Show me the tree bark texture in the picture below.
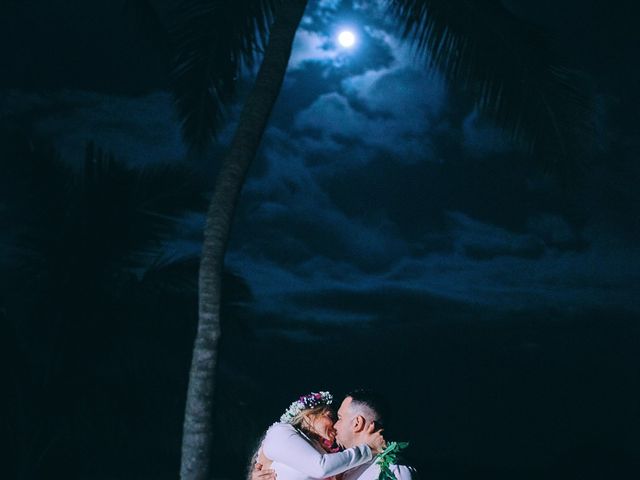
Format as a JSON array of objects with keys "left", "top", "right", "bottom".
[{"left": 179, "top": 1, "right": 309, "bottom": 479}]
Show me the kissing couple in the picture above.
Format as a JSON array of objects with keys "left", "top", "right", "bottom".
[{"left": 249, "top": 389, "right": 414, "bottom": 480}]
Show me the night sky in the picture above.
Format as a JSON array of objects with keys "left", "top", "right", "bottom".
[{"left": 2, "top": 1, "right": 639, "bottom": 479}]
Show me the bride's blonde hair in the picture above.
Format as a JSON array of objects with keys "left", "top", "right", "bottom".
[{"left": 290, "top": 405, "right": 334, "bottom": 435}]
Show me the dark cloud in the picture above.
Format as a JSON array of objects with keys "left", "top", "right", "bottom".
[
  {"left": 447, "top": 212, "right": 546, "bottom": 260},
  {"left": 234, "top": 140, "right": 409, "bottom": 273},
  {"left": 228, "top": 201, "right": 640, "bottom": 323}
]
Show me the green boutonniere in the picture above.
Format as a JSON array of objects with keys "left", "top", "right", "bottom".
[{"left": 376, "top": 441, "right": 409, "bottom": 480}]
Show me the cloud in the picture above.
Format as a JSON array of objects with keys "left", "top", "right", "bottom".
[
  {"left": 345, "top": 65, "right": 446, "bottom": 117},
  {"left": 318, "top": 0, "right": 341, "bottom": 9},
  {"left": 237, "top": 133, "right": 409, "bottom": 272},
  {"left": 289, "top": 29, "right": 340, "bottom": 70},
  {"left": 448, "top": 212, "right": 545, "bottom": 260},
  {"left": 293, "top": 71, "right": 442, "bottom": 162},
  {"left": 285, "top": 12, "right": 447, "bottom": 163},
  {"left": 227, "top": 196, "right": 640, "bottom": 327},
  {"left": 526, "top": 213, "right": 581, "bottom": 246},
  {"left": 229, "top": 241, "right": 640, "bottom": 328}
]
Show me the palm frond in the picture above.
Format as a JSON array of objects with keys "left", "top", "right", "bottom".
[
  {"left": 390, "top": 0, "right": 594, "bottom": 171},
  {"left": 169, "top": 0, "right": 276, "bottom": 149},
  {"left": 142, "top": 254, "right": 200, "bottom": 293},
  {"left": 82, "top": 158, "right": 208, "bottom": 267}
]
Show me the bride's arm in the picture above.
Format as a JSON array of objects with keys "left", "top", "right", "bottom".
[{"left": 262, "top": 423, "right": 373, "bottom": 478}]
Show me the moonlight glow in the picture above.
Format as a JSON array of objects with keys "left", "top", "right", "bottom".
[{"left": 338, "top": 30, "right": 356, "bottom": 48}]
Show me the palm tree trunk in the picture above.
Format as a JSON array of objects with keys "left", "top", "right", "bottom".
[{"left": 179, "top": 1, "right": 309, "bottom": 479}]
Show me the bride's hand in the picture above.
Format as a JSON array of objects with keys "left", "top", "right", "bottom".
[{"left": 364, "top": 423, "right": 386, "bottom": 455}]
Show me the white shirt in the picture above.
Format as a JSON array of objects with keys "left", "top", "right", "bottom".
[
  {"left": 342, "top": 459, "right": 414, "bottom": 480},
  {"left": 261, "top": 422, "right": 373, "bottom": 480}
]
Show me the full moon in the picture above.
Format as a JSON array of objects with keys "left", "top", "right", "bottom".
[{"left": 338, "top": 30, "right": 356, "bottom": 48}]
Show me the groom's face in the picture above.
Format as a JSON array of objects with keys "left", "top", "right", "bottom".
[{"left": 334, "top": 396, "right": 356, "bottom": 448}]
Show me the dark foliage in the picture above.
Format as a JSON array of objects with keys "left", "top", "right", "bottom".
[
  {"left": 389, "top": 0, "right": 594, "bottom": 172},
  {"left": 168, "top": 0, "right": 276, "bottom": 149}
]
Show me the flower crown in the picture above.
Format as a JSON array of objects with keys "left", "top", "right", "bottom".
[{"left": 280, "top": 391, "right": 333, "bottom": 423}]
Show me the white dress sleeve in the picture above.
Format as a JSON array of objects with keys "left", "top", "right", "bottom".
[{"left": 262, "top": 423, "right": 373, "bottom": 478}]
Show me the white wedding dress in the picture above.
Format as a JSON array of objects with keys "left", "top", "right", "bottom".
[{"left": 260, "top": 422, "right": 373, "bottom": 480}]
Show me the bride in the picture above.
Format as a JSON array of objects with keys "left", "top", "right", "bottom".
[{"left": 250, "top": 391, "right": 385, "bottom": 480}]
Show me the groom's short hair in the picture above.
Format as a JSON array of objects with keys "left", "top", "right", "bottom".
[{"left": 347, "top": 388, "right": 391, "bottom": 429}]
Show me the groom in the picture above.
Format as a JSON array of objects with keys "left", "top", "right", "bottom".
[
  {"left": 252, "top": 389, "right": 414, "bottom": 480},
  {"left": 334, "top": 389, "right": 413, "bottom": 480}
]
